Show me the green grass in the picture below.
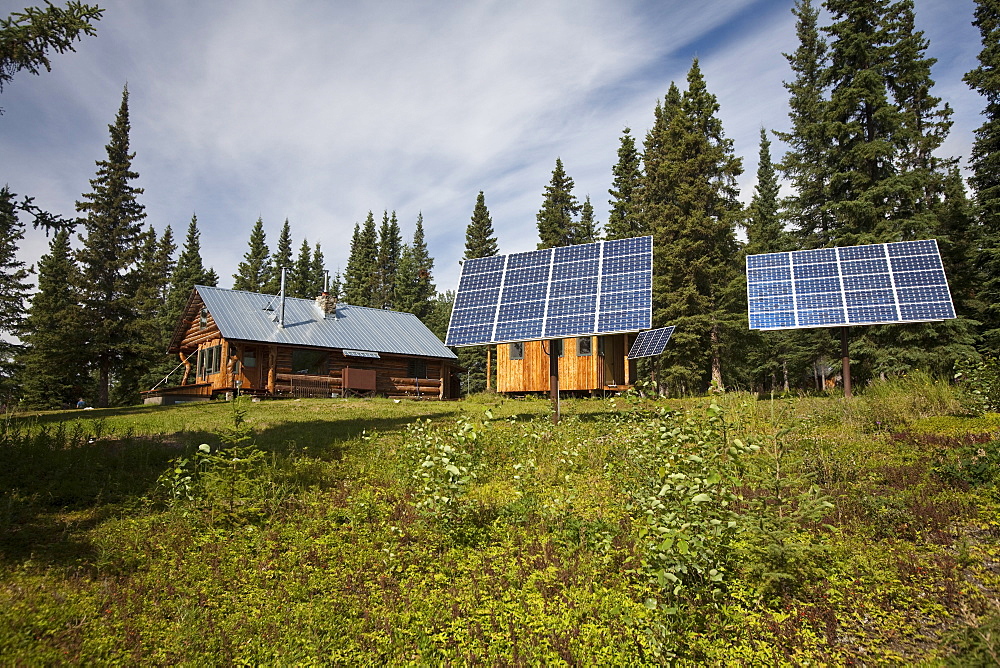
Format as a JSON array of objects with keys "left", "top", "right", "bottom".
[{"left": 2, "top": 388, "right": 1000, "bottom": 665}]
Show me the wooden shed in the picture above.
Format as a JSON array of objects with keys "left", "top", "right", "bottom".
[
  {"left": 495, "top": 333, "right": 637, "bottom": 394},
  {"left": 144, "top": 286, "right": 460, "bottom": 404}
]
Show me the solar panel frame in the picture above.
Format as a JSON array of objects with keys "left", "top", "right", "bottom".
[
  {"left": 445, "top": 237, "right": 652, "bottom": 347},
  {"left": 628, "top": 326, "right": 676, "bottom": 359},
  {"left": 746, "top": 239, "right": 956, "bottom": 331}
]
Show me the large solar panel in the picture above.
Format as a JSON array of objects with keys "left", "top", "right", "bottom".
[
  {"left": 446, "top": 236, "right": 653, "bottom": 347},
  {"left": 628, "top": 326, "right": 675, "bottom": 359},
  {"left": 746, "top": 239, "right": 956, "bottom": 330}
]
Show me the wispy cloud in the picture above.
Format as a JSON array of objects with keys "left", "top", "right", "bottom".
[{"left": 0, "top": 0, "right": 984, "bottom": 294}]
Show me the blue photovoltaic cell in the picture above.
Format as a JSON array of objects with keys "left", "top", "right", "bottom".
[
  {"left": 794, "top": 263, "right": 839, "bottom": 279},
  {"left": 552, "top": 261, "right": 598, "bottom": 280},
  {"left": 746, "top": 239, "right": 956, "bottom": 331},
  {"left": 507, "top": 249, "right": 550, "bottom": 268},
  {"left": 628, "top": 326, "right": 676, "bottom": 359},
  {"left": 798, "top": 293, "right": 844, "bottom": 309},
  {"left": 498, "top": 300, "right": 545, "bottom": 321},
  {"left": 550, "top": 278, "right": 598, "bottom": 298},
  {"left": 751, "top": 312, "right": 796, "bottom": 329},
  {"left": 747, "top": 252, "right": 790, "bottom": 269},
  {"left": 458, "top": 271, "right": 503, "bottom": 292},
  {"left": 454, "top": 290, "right": 499, "bottom": 310},
  {"left": 555, "top": 243, "right": 601, "bottom": 262},
  {"left": 841, "top": 258, "right": 889, "bottom": 275},
  {"left": 748, "top": 266, "right": 791, "bottom": 283},
  {"left": 462, "top": 255, "right": 505, "bottom": 274},
  {"left": 602, "top": 273, "right": 651, "bottom": 294},
  {"left": 846, "top": 289, "right": 895, "bottom": 306},
  {"left": 445, "top": 236, "right": 652, "bottom": 346},
  {"left": 751, "top": 296, "right": 795, "bottom": 312},
  {"left": 793, "top": 248, "right": 837, "bottom": 264}
]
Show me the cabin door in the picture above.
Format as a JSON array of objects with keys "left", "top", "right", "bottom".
[{"left": 240, "top": 345, "right": 261, "bottom": 390}]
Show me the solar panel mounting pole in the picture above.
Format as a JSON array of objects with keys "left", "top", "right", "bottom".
[
  {"left": 841, "top": 327, "right": 852, "bottom": 399},
  {"left": 548, "top": 340, "right": 561, "bottom": 425}
]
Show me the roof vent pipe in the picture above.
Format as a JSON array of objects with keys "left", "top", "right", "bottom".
[{"left": 278, "top": 267, "right": 286, "bottom": 329}]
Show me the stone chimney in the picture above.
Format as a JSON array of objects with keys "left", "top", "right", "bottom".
[{"left": 316, "top": 292, "right": 337, "bottom": 319}]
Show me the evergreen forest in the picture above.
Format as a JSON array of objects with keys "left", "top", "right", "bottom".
[{"left": 0, "top": 0, "right": 998, "bottom": 408}]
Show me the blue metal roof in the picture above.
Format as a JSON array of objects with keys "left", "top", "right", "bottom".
[{"left": 194, "top": 286, "right": 457, "bottom": 360}]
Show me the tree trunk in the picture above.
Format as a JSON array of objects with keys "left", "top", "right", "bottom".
[
  {"left": 98, "top": 361, "right": 110, "bottom": 408},
  {"left": 710, "top": 322, "right": 723, "bottom": 392}
]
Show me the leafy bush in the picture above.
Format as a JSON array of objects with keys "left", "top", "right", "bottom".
[
  {"left": 859, "top": 370, "right": 961, "bottom": 431},
  {"left": 955, "top": 356, "right": 1000, "bottom": 415},
  {"left": 613, "top": 403, "right": 756, "bottom": 607}
]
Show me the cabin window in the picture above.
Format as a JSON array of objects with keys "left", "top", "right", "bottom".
[
  {"left": 197, "top": 343, "right": 221, "bottom": 379},
  {"left": 292, "top": 349, "right": 328, "bottom": 375},
  {"left": 199, "top": 308, "right": 208, "bottom": 330},
  {"left": 509, "top": 342, "right": 524, "bottom": 360},
  {"left": 577, "top": 336, "right": 592, "bottom": 357},
  {"left": 243, "top": 349, "right": 256, "bottom": 368},
  {"left": 408, "top": 359, "right": 428, "bottom": 378}
]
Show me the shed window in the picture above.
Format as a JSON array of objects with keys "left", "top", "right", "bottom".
[
  {"left": 408, "top": 359, "right": 428, "bottom": 378},
  {"left": 292, "top": 349, "right": 328, "bottom": 375},
  {"left": 577, "top": 337, "right": 592, "bottom": 357},
  {"left": 509, "top": 342, "right": 524, "bottom": 360}
]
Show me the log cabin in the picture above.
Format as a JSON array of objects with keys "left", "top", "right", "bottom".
[
  {"left": 495, "top": 333, "right": 637, "bottom": 395},
  {"left": 144, "top": 286, "right": 460, "bottom": 404}
]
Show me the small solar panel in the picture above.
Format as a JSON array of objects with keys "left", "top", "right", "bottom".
[
  {"left": 446, "top": 237, "right": 653, "bottom": 346},
  {"left": 628, "top": 326, "right": 676, "bottom": 358},
  {"left": 746, "top": 239, "right": 956, "bottom": 331},
  {"left": 343, "top": 350, "right": 380, "bottom": 358}
]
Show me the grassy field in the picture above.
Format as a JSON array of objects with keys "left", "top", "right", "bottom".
[{"left": 3, "top": 379, "right": 1000, "bottom": 665}]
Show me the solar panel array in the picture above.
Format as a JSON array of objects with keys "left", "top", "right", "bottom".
[
  {"left": 628, "top": 326, "right": 675, "bottom": 359},
  {"left": 446, "top": 236, "right": 653, "bottom": 347},
  {"left": 746, "top": 239, "right": 956, "bottom": 331}
]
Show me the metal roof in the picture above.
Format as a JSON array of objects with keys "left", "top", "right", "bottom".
[{"left": 193, "top": 286, "right": 457, "bottom": 360}]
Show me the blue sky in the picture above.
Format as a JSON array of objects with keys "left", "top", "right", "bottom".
[{"left": 0, "top": 0, "right": 985, "bottom": 295}]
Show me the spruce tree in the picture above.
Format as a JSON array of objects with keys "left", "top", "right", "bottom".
[
  {"left": 536, "top": 158, "right": 581, "bottom": 248},
  {"left": 642, "top": 60, "right": 743, "bottom": 395},
  {"left": 376, "top": 210, "right": 402, "bottom": 308},
  {"left": 462, "top": 192, "right": 499, "bottom": 393},
  {"left": 343, "top": 212, "right": 378, "bottom": 306},
  {"left": 310, "top": 242, "right": 326, "bottom": 295},
  {"left": 113, "top": 226, "right": 166, "bottom": 404},
  {"left": 233, "top": 217, "right": 271, "bottom": 292},
  {"left": 0, "top": 1, "right": 102, "bottom": 102},
  {"left": 74, "top": 85, "right": 146, "bottom": 407},
  {"left": 265, "top": 218, "right": 293, "bottom": 294},
  {"left": 395, "top": 213, "right": 436, "bottom": 321},
  {"left": 18, "top": 229, "right": 89, "bottom": 407},
  {"left": 776, "top": 0, "right": 832, "bottom": 248},
  {"left": 577, "top": 195, "right": 599, "bottom": 244},
  {"left": 466, "top": 192, "right": 498, "bottom": 258},
  {"left": 0, "top": 186, "right": 31, "bottom": 398},
  {"left": 743, "top": 129, "right": 805, "bottom": 392},
  {"left": 164, "top": 214, "right": 212, "bottom": 333},
  {"left": 965, "top": 0, "right": 1000, "bottom": 352},
  {"left": 746, "top": 129, "right": 785, "bottom": 256},
  {"left": 606, "top": 127, "right": 644, "bottom": 240},
  {"left": 823, "top": 0, "right": 908, "bottom": 246},
  {"left": 289, "top": 238, "right": 313, "bottom": 298}
]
